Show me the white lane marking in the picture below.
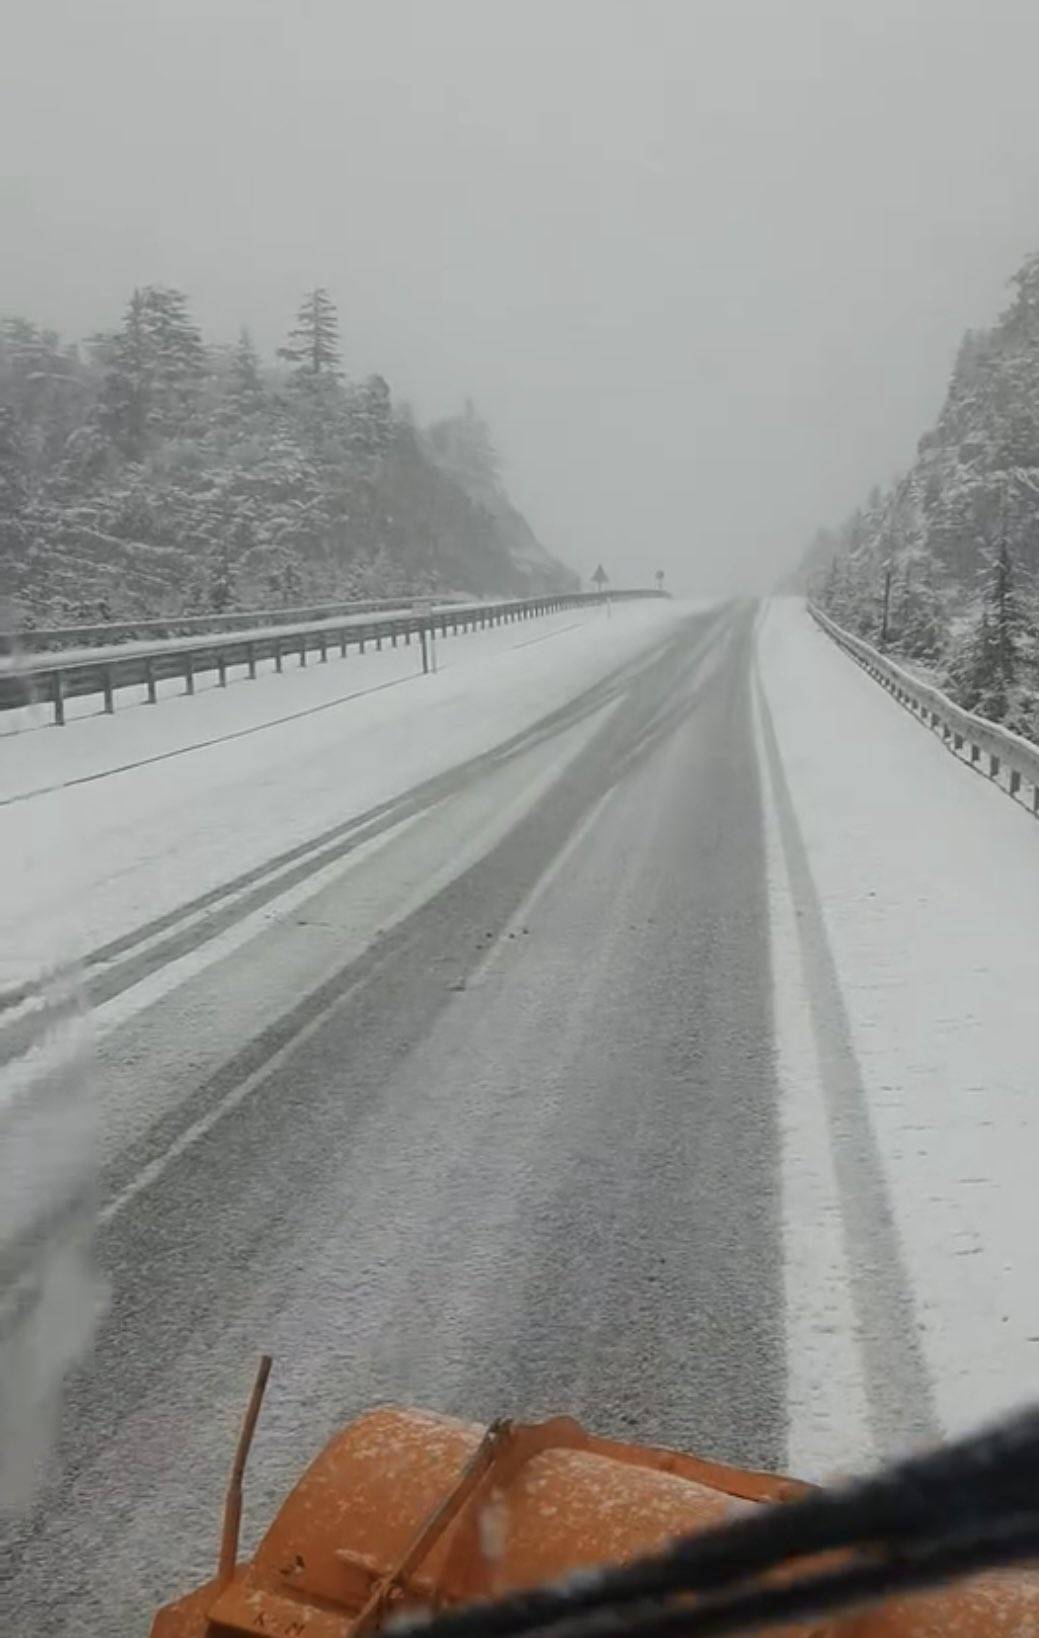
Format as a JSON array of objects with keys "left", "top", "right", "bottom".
[
  {"left": 465, "top": 615, "right": 727, "bottom": 988},
  {"left": 5, "top": 801, "right": 416, "bottom": 1037},
  {"left": 84, "top": 804, "right": 415, "bottom": 977},
  {"left": 465, "top": 781, "right": 619, "bottom": 991},
  {"left": 96, "top": 962, "right": 379, "bottom": 1227},
  {"left": 383, "top": 699, "right": 624, "bottom": 942},
  {"left": 9, "top": 702, "right": 622, "bottom": 1223},
  {"left": 0, "top": 812, "right": 426, "bottom": 1116},
  {"left": 96, "top": 704, "right": 620, "bottom": 1224},
  {"left": 751, "top": 659, "right": 873, "bottom": 1480}
]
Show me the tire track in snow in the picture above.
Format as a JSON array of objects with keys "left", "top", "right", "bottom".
[
  {"left": 754, "top": 671, "right": 939, "bottom": 1457},
  {"left": 0, "top": 609, "right": 731, "bottom": 1054}
]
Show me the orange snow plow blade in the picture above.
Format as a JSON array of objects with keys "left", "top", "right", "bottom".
[{"left": 152, "top": 1395, "right": 1039, "bottom": 1638}]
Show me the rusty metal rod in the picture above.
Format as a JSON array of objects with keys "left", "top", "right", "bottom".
[{"left": 217, "top": 1354, "right": 273, "bottom": 1588}]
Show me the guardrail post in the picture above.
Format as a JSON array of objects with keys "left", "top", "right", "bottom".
[
  {"left": 145, "top": 657, "right": 157, "bottom": 703},
  {"left": 299, "top": 636, "right": 307, "bottom": 667},
  {"left": 359, "top": 630, "right": 366, "bottom": 654},
  {"left": 184, "top": 653, "right": 195, "bottom": 695},
  {"left": 1009, "top": 769, "right": 1022, "bottom": 797},
  {"left": 989, "top": 752, "right": 1000, "bottom": 780},
  {"left": 970, "top": 743, "right": 980, "bottom": 765},
  {"left": 218, "top": 655, "right": 228, "bottom": 687},
  {"left": 340, "top": 630, "right": 348, "bottom": 658},
  {"left": 247, "top": 642, "right": 256, "bottom": 680},
  {"left": 420, "top": 625, "right": 430, "bottom": 675},
  {"left": 274, "top": 639, "right": 283, "bottom": 674},
  {"left": 320, "top": 632, "right": 328, "bottom": 662},
  {"left": 52, "top": 669, "right": 65, "bottom": 726},
  {"left": 103, "top": 668, "right": 115, "bottom": 714}
]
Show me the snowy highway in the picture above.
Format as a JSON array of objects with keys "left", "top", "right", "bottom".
[{"left": 2, "top": 597, "right": 1037, "bottom": 1635}]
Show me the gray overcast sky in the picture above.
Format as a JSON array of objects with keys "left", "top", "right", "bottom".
[{"left": 3, "top": 0, "right": 1038, "bottom": 592}]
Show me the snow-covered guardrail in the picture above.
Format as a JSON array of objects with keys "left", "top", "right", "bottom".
[
  {"left": 8, "top": 594, "right": 469, "bottom": 654},
  {"left": 1, "top": 589, "right": 667, "bottom": 726},
  {"left": 809, "top": 603, "right": 1039, "bottom": 816}
]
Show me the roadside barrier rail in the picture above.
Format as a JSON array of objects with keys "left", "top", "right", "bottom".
[
  {"left": 809, "top": 602, "right": 1039, "bottom": 816},
  {"left": 1, "top": 590, "right": 668, "bottom": 726},
  {"left": 8, "top": 594, "right": 467, "bottom": 654}
]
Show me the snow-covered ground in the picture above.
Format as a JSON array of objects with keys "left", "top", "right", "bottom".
[
  {"left": 757, "top": 598, "right": 1038, "bottom": 1475},
  {"left": 0, "top": 599, "right": 689, "bottom": 996}
]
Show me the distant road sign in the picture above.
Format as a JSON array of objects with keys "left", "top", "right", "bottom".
[{"left": 591, "top": 565, "right": 609, "bottom": 588}]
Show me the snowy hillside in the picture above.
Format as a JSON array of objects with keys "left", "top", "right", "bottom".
[
  {"left": 0, "top": 289, "right": 576, "bottom": 628},
  {"left": 799, "top": 252, "right": 1039, "bottom": 744}
]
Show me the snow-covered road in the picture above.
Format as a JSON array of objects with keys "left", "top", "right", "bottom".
[
  {"left": 1, "top": 596, "right": 1036, "bottom": 1634},
  {"left": 0, "top": 599, "right": 684, "bottom": 996}
]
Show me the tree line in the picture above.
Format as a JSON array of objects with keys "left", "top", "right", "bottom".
[
  {"left": 0, "top": 286, "right": 573, "bottom": 626},
  {"left": 804, "top": 251, "right": 1039, "bottom": 743}
]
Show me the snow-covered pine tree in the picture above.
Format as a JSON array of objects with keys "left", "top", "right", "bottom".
[
  {"left": 348, "top": 374, "right": 392, "bottom": 474},
  {"left": 4, "top": 290, "right": 572, "bottom": 621},
  {"left": 227, "top": 327, "right": 265, "bottom": 415},
  {"left": 981, "top": 535, "right": 1024, "bottom": 682},
  {"left": 96, "top": 289, "right": 152, "bottom": 459},
  {"left": 803, "top": 245, "right": 1039, "bottom": 739},
  {"left": 277, "top": 288, "right": 342, "bottom": 375},
  {"left": 141, "top": 286, "right": 206, "bottom": 433},
  {"left": 0, "top": 407, "right": 28, "bottom": 601},
  {"left": 95, "top": 285, "right": 205, "bottom": 458}
]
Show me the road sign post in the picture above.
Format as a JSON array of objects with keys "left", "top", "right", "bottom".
[
  {"left": 590, "top": 565, "right": 610, "bottom": 617},
  {"left": 413, "top": 597, "right": 436, "bottom": 673}
]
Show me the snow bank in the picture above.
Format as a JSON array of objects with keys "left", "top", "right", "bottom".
[{"left": 758, "top": 598, "right": 1039, "bottom": 1457}]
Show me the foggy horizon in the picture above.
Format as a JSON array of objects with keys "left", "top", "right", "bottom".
[{"left": 3, "top": 0, "right": 1038, "bottom": 592}]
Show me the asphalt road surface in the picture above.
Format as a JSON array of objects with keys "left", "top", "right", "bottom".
[{"left": 3, "top": 600, "right": 788, "bottom": 1635}]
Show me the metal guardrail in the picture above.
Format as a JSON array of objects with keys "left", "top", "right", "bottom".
[
  {"left": 1, "top": 590, "right": 667, "bottom": 726},
  {"left": 10, "top": 594, "right": 471, "bottom": 654},
  {"left": 809, "top": 603, "right": 1039, "bottom": 816}
]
